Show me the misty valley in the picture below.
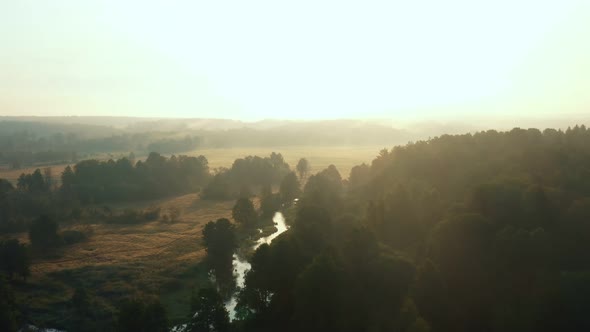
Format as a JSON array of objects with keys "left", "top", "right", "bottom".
[
  {"left": 2, "top": 1, "right": 590, "bottom": 330},
  {"left": 2, "top": 121, "right": 590, "bottom": 331}
]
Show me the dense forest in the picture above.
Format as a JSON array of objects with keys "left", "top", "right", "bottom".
[
  {"left": 227, "top": 125, "right": 590, "bottom": 332},
  {"left": 2, "top": 125, "right": 590, "bottom": 331}
]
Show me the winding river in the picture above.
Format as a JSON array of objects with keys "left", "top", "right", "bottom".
[
  {"left": 225, "top": 211, "right": 288, "bottom": 319},
  {"left": 172, "top": 212, "right": 288, "bottom": 331},
  {"left": 36, "top": 213, "right": 289, "bottom": 332}
]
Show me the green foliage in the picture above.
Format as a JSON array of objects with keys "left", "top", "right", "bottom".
[
  {"left": 279, "top": 172, "right": 301, "bottom": 204},
  {"left": 232, "top": 198, "right": 258, "bottom": 227},
  {"left": 65, "top": 153, "right": 210, "bottom": 204},
  {"left": 0, "top": 184, "right": 54, "bottom": 233},
  {"left": 202, "top": 153, "right": 291, "bottom": 200},
  {"left": 29, "top": 214, "right": 60, "bottom": 249},
  {"left": 188, "top": 288, "right": 230, "bottom": 332},
  {"left": 293, "top": 252, "right": 346, "bottom": 331},
  {"left": 295, "top": 158, "right": 309, "bottom": 181},
  {"left": 0, "top": 280, "right": 19, "bottom": 332},
  {"left": 116, "top": 298, "right": 169, "bottom": 332},
  {"left": 554, "top": 272, "right": 590, "bottom": 331},
  {"left": 203, "top": 218, "right": 237, "bottom": 287},
  {"left": 233, "top": 126, "right": 590, "bottom": 331},
  {"left": 238, "top": 220, "right": 416, "bottom": 332},
  {"left": 201, "top": 173, "right": 231, "bottom": 200},
  {"left": 17, "top": 169, "right": 49, "bottom": 193},
  {"left": 147, "top": 135, "right": 199, "bottom": 154},
  {"left": 259, "top": 193, "right": 282, "bottom": 220},
  {"left": 292, "top": 206, "right": 333, "bottom": 254},
  {"left": 66, "top": 288, "right": 116, "bottom": 332},
  {"left": 300, "top": 164, "right": 343, "bottom": 213},
  {"left": 348, "top": 163, "right": 370, "bottom": 190},
  {"left": 0, "top": 239, "right": 30, "bottom": 280}
]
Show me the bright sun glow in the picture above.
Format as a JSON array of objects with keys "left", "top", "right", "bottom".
[{"left": 1, "top": 0, "right": 588, "bottom": 120}]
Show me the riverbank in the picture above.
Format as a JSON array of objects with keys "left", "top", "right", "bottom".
[{"left": 224, "top": 211, "right": 290, "bottom": 320}]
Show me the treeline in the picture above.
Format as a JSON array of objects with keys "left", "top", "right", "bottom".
[
  {"left": 0, "top": 152, "right": 209, "bottom": 230},
  {"left": 188, "top": 125, "right": 590, "bottom": 332},
  {"left": 146, "top": 136, "right": 199, "bottom": 154},
  {"left": 62, "top": 152, "right": 210, "bottom": 203},
  {"left": 201, "top": 153, "right": 291, "bottom": 199},
  {"left": 0, "top": 151, "right": 293, "bottom": 233},
  {"left": 0, "top": 175, "right": 55, "bottom": 233}
]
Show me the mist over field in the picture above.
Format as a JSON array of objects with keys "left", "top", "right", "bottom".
[
  {"left": 2, "top": 1, "right": 590, "bottom": 332},
  {"left": 3, "top": 115, "right": 590, "bottom": 332}
]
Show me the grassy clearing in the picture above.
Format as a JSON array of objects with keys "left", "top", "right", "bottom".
[{"left": 11, "top": 193, "right": 235, "bottom": 327}]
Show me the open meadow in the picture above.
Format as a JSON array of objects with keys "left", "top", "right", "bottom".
[{"left": 10, "top": 194, "right": 236, "bottom": 326}]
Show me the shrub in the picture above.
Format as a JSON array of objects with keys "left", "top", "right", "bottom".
[
  {"left": 29, "top": 215, "right": 60, "bottom": 249},
  {"left": 143, "top": 207, "right": 161, "bottom": 221}
]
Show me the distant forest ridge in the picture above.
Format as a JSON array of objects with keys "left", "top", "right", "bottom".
[
  {"left": 2, "top": 114, "right": 588, "bottom": 131},
  {"left": 0, "top": 116, "right": 588, "bottom": 168}
]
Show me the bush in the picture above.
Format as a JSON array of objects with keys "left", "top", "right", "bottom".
[
  {"left": 29, "top": 215, "right": 60, "bottom": 249},
  {"left": 116, "top": 298, "right": 169, "bottom": 332},
  {"left": 160, "top": 208, "right": 180, "bottom": 224},
  {"left": 143, "top": 207, "right": 161, "bottom": 221},
  {"left": 105, "top": 208, "right": 164, "bottom": 224},
  {"left": 0, "top": 239, "right": 30, "bottom": 280},
  {"left": 105, "top": 210, "right": 142, "bottom": 224}
]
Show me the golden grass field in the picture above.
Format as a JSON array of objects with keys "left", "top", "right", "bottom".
[
  {"left": 29, "top": 194, "right": 233, "bottom": 273},
  {"left": 12, "top": 194, "right": 237, "bottom": 324}
]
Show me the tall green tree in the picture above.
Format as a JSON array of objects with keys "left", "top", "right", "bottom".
[
  {"left": 296, "top": 158, "right": 310, "bottom": 181},
  {"left": 17, "top": 169, "right": 48, "bottom": 193},
  {"left": 116, "top": 299, "right": 168, "bottom": 332},
  {"left": 203, "top": 218, "right": 237, "bottom": 285},
  {"left": 0, "top": 239, "right": 30, "bottom": 280},
  {"left": 29, "top": 215, "right": 60, "bottom": 249},
  {"left": 232, "top": 198, "right": 258, "bottom": 227},
  {"left": 0, "top": 280, "right": 18, "bottom": 332},
  {"left": 279, "top": 172, "right": 301, "bottom": 204},
  {"left": 188, "top": 288, "right": 230, "bottom": 332},
  {"left": 301, "top": 165, "right": 343, "bottom": 213}
]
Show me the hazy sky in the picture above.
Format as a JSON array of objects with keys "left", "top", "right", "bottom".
[{"left": 1, "top": 1, "right": 588, "bottom": 121}]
